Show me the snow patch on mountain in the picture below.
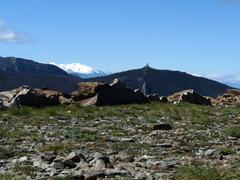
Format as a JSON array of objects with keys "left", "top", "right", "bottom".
[{"left": 50, "top": 62, "right": 108, "bottom": 78}]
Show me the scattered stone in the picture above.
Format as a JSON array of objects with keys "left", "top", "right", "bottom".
[
  {"left": 50, "top": 159, "right": 64, "bottom": 170},
  {"left": 134, "top": 172, "right": 147, "bottom": 179},
  {"left": 94, "top": 159, "right": 107, "bottom": 170},
  {"left": 33, "top": 159, "right": 49, "bottom": 169},
  {"left": 112, "top": 151, "right": 135, "bottom": 163},
  {"left": 63, "top": 159, "right": 76, "bottom": 169},
  {"left": 65, "top": 152, "right": 82, "bottom": 163},
  {"left": 19, "top": 156, "right": 28, "bottom": 163},
  {"left": 41, "top": 153, "right": 57, "bottom": 163}
]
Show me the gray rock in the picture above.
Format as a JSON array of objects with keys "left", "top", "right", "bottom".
[
  {"left": 65, "top": 152, "right": 82, "bottom": 163},
  {"left": 19, "top": 156, "right": 28, "bottom": 163},
  {"left": 160, "top": 160, "right": 178, "bottom": 168},
  {"left": 134, "top": 172, "right": 147, "bottom": 180},
  {"left": 104, "top": 169, "right": 127, "bottom": 177},
  {"left": 33, "top": 159, "right": 49, "bottom": 169},
  {"left": 50, "top": 160, "right": 64, "bottom": 170},
  {"left": 112, "top": 151, "right": 135, "bottom": 163},
  {"left": 205, "top": 149, "right": 216, "bottom": 156},
  {"left": 94, "top": 159, "right": 106, "bottom": 170},
  {"left": 41, "top": 153, "right": 57, "bottom": 163}
]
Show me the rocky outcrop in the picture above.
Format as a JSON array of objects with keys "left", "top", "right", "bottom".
[
  {"left": 215, "top": 89, "right": 240, "bottom": 105},
  {"left": 0, "top": 86, "right": 71, "bottom": 108},
  {"left": 80, "top": 79, "right": 148, "bottom": 106},
  {"left": 168, "top": 89, "right": 211, "bottom": 105}
]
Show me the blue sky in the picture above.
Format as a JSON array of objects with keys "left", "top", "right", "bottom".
[{"left": 0, "top": 0, "right": 240, "bottom": 82}]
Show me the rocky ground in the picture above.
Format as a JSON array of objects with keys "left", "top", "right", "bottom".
[{"left": 0, "top": 102, "right": 240, "bottom": 179}]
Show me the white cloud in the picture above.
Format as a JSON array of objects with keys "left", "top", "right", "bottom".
[
  {"left": 0, "top": 19, "right": 29, "bottom": 43},
  {"left": 193, "top": 73, "right": 240, "bottom": 83}
]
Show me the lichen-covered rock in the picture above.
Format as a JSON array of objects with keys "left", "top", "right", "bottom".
[
  {"left": 215, "top": 89, "right": 240, "bottom": 105},
  {"left": 0, "top": 86, "right": 71, "bottom": 108},
  {"left": 71, "top": 82, "right": 104, "bottom": 101},
  {"left": 168, "top": 89, "right": 211, "bottom": 105}
]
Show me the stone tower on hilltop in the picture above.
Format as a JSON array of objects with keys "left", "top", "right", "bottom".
[{"left": 141, "top": 64, "right": 153, "bottom": 95}]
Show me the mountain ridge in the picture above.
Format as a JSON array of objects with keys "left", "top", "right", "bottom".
[
  {"left": 0, "top": 56, "right": 68, "bottom": 76},
  {"left": 85, "top": 65, "right": 232, "bottom": 97},
  {"left": 0, "top": 56, "right": 81, "bottom": 93}
]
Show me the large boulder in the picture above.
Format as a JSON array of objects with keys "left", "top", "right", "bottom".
[
  {"left": 80, "top": 79, "right": 148, "bottom": 106},
  {"left": 0, "top": 86, "right": 71, "bottom": 108},
  {"left": 168, "top": 89, "right": 211, "bottom": 105},
  {"left": 71, "top": 82, "right": 104, "bottom": 101}
]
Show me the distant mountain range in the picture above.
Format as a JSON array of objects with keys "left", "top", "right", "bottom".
[
  {"left": 85, "top": 65, "right": 232, "bottom": 97},
  {"left": 0, "top": 57, "right": 81, "bottom": 93},
  {"left": 52, "top": 63, "right": 108, "bottom": 78},
  {"left": 0, "top": 56, "right": 234, "bottom": 97},
  {"left": 225, "top": 82, "right": 240, "bottom": 88}
]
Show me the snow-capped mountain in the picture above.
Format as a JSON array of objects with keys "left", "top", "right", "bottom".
[{"left": 51, "top": 63, "right": 108, "bottom": 78}]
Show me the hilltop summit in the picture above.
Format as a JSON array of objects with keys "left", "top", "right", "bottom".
[{"left": 85, "top": 66, "right": 231, "bottom": 97}]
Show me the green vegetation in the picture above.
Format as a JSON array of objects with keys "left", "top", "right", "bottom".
[
  {"left": 220, "top": 147, "right": 234, "bottom": 156},
  {"left": 1, "top": 102, "right": 240, "bottom": 178},
  {"left": 66, "top": 128, "right": 100, "bottom": 142},
  {"left": 225, "top": 126, "right": 240, "bottom": 138},
  {"left": 175, "top": 165, "right": 221, "bottom": 180},
  {"left": 175, "top": 164, "right": 240, "bottom": 180},
  {"left": 14, "top": 165, "right": 36, "bottom": 177}
]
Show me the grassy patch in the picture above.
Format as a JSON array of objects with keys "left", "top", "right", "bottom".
[
  {"left": 14, "top": 165, "right": 36, "bottom": 177},
  {"left": 220, "top": 147, "right": 234, "bottom": 156},
  {"left": 225, "top": 126, "right": 240, "bottom": 138},
  {"left": 0, "top": 147, "right": 14, "bottom": 159},
  {"left": 175, "top": 165, "right": 221, "bottom": 180},
  {"left": 0, "top": 174, "right": 21, "bottom": 180},
  {"left": 66, "top": 128, "right": 100, "bottom": 142},
  {"left": 7, "top": 107, "right": 33, "bottom": 117}
]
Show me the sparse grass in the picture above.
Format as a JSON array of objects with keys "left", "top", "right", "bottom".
[
  {"left": 39, "top": 142, "right": 77, "bottom": 153},
  {"left": 175, "top": 164, "right": 240, "bottom": 180},
  {"left": 7, "top": 107, "right": 33, "bottom": 117},
  {"left": 66, "top": 128, "right": 100, "bottom": 142},
  {"left": 14, "top": 165, "right": 36, "bottom": 177},
  {"left": 175, "top": 165, "right": 221, "bottom": 180},
  {"left": 0, "top": 174, "right": 21, "bottom": 180},
  {"left": 1, "top": 102, "right": 240, "bottom": 178},
  {"left": 225, "top": 126, "right": 240, "bottom": 138},
  {"left": 111, "top": 142, "right": 131, "bottom": 152},
  {"left": 192, "top": 116, "right": 213, "bottom": 126}
]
